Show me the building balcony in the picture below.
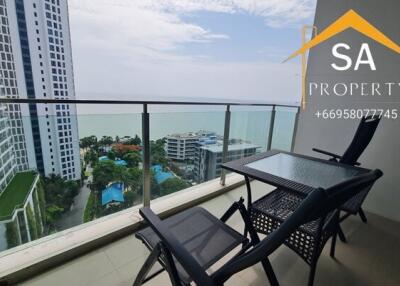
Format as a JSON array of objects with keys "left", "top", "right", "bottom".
[{"left": 0, "top": 98, "right": 398, "bottom": 286}]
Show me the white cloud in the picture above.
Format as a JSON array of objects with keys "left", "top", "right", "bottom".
[
  {"left": 139, "top": 0, "right": 316, "bottom": 27},
  {"left": 68, "top": 0, "right": 315, "bottom": 57},
  {"left": 68, "top": 0, "right": 313, "bottom": 105},
  {"left": 68, "top": 0, "right": 228, "bottom": 57}
]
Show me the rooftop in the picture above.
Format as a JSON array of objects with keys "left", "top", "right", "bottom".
[
  {"left": 102, "top": 182, "right": 125, "bottom": 206},
  {"left": 166, "top": 132, "right": 198, "bottom": 139},
  {"left": 166, "top": 130, "right": 217, "bottom": 139},
  {"left": 112, "top": 144, "right": 140, "bottom": 152},
  {"left": 200, "top": 142, "right": 260, "bottom": 153},
  {"left": 0, "top": 171, "right": 38, "bottom": 220},
  {"left": 151, "top": 165, "right": 174, "bottom": 184}
]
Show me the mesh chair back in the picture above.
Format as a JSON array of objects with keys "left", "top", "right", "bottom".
[
  {"left": 305, "top": 169, "right": 382, "bottom": 222},
  {"left": 340, "top": 116, "right": 380, "bottom": 165}
]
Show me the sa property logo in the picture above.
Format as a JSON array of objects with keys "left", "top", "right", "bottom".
[{"left": 284, "top": 9, "right": 400, "bottom": 110}]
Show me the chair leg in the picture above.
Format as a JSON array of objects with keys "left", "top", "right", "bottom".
[
  {"left": 133, "top": 245, "right": 161, "bottom": 286},
  {"left": 330, "top": 232, "right": 337, "bottom": 258},
  {"left": 162, "top": 245, "right": 183, "bottom": 286},
  {"left": 220, "top": 197, "right": 244, "bottom": 222},
  {"left": 308, "top": 260, "right": 318, "bottom": 286},
  {"left": 261, "top": 258, "right": 279, "bottom": 286},
  {"left": 338, "top": 225, "right": 347, "bottom": 243},
  {"left": 219, "top": 197, "right": 250, "bottom": 247},
  {"left": 359, "top": 208, "right": 368, "bottom": 223}
]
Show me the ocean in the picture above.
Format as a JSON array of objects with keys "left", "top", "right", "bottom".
[{"left": 77, "top": 110, "right": 297, "bottom": 151}]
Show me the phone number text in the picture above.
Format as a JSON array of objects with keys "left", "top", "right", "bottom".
[{"left": 314, "top": 109, "right": 398, "bottom": 119}]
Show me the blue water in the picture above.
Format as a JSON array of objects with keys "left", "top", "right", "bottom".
[{"left": 77, "top": 111, "right": 296, "bottom": 151}]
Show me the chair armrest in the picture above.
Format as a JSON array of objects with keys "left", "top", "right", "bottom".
[
  {"left": 313, "top": 148, "right": 362, "bottom": 166},
  {"left": 312, "top": 148, "right": 342, "bottom": 159},
  {"left": 139, "top": 207, "right": 214, "bottom": 286}
]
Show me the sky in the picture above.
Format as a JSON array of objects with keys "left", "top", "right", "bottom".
[{"left": 68, "top": 0, "right": 317, "bottom": 106}]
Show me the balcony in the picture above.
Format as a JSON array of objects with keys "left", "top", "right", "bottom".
[{"left": 5, "top": 178, "right": 399, "bottom": 286}]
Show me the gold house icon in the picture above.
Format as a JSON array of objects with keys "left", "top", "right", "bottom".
[{"left": 284, "top": 9, "right": 400, "bottom": 110}]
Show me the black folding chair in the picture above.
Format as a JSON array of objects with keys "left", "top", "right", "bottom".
[
  {"left": 313, "top": 115, "right": 380, "bottom": 225},
  {"left": 133, "top": 169, "right": 382, "bottom": 286}
]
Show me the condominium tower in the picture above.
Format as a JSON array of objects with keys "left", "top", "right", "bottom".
[
  {"left": 0, "top": 94, "right": 16, "bottom": 192},
  {"left": 0, "top": 0, "right": 80, "bottom": 180},
  {"left": 165, "top": 131, "right": 217, "bottom": 161},
  {"left": 194, "top": 143, "right": 259, "bottom": 182}
]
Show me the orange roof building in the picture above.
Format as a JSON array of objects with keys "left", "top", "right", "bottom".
[{"left": 112, "top": 144, "right": 141, "bottom": 153}]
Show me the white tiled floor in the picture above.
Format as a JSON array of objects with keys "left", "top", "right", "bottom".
[{"left": 19, "top": 181, "right": 400, "bottom": 286}]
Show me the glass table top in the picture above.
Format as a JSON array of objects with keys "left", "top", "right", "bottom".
[{"left": 245, "top": 153, "right": 361, "bottom": 189}]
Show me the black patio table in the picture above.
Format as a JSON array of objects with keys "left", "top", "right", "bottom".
[{"left": 221, "top": 150, "right": 371, "bottom": 209}]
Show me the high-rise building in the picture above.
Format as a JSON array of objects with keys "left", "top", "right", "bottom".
[
  {"left": 194, "top": 143, "right": 259, "bottom": 182},
  {"left": 0, "top": 0, "right": 35, "bottom": 173},
  {"left": 0, "top": 98, "right": 17, "bottom": 192},
  {"left": 1, "top": 73, "right": 42, "bottom": 252},
  {"left": 1, "top": 0, "right": 80, "bottom": 180},
  {"left": 165, "top": 131, "right": 217, "bottom": 161}
]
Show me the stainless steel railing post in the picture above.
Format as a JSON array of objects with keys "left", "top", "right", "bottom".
[
  {"left": 291, "top": 107, "right": 300, "bottom": 152},
  {"left": 142, "top": 104, "right": 151, "bottom": 207},
  {"left": 267, "top": 106, "right": 276, "bottom": 150},
  {"left": 220, "top": 105, "right": 231, "bottom": 186}
]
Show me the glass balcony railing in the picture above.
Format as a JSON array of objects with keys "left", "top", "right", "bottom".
[
  {"left": 0, "top": 99, "right": 298, "bottom": 254},
  {"left": 150, "top": 106, "right": 225, "bottom": 198},
  {"left": 270, "top": 106, "right": 298, "bottom": 151}
]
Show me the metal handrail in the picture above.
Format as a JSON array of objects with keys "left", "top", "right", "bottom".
[
  {"left": 0, "top": 98, "right": 300, "bottom": 207},
  {"left": 0, "top": 97, "right": 299, "bottom": 108}
]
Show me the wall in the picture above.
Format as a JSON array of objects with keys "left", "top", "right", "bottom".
[{"left": 294, "top": 0, "right": 400, "bottom": 221}]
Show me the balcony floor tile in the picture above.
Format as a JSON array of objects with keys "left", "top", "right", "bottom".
[{"left": 18, "top": 181, "right": 400, "bottom": 286}]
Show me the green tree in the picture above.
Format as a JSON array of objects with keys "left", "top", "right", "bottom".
[
  {"left": 151, "top": 138, "right": 168, "bottom": 167},
  {"left": 115, "top": 166, "right": 142, "bottom": 192},
  {"left": 92, "top": 161, "right": 118, "bottom": 191},
  {"left": 123, "top": 134, "right": 141, "bottom": 145},
  {"left": 98, "top": 136, "right": 114, "bottom": 147},
  {"left": 128, "top": 168, "right": 142, "bottom": 191},
  {"left": 123, "top": 190, "right": 137, "bottom": 208},
  {"left": 65, "top": 180, "right": 80, "bottom": 202},
  {"left": 123, "top": 151, "right": 141, "bottom": 168},
  {"left": 160, "top": 178, "right": 189, "bottom": 196},
  {"left": 107, "top": 150, "right": 116, "bottom": 161},
  {"left": 46, "top": 205, "right": 64, "bottom": 226},
  {"left": 84, "top": 149, "right": 98, "bottom": 166},
  {"left": 42, "top": 175, "right": 79, "bottom": 216},
  {"left": 80, "top": 135, "right": 97, "bottom": 150}
]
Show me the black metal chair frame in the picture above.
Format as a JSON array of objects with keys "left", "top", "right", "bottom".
[
  {"left": 133, "top": 170, "right": 382, "bottom": 286},
  {"left": 313, "top": 115, "right": 381, "bottom": 230},
  {"left": 133, "top": 197, "right": 279, "bottom": 286}
]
